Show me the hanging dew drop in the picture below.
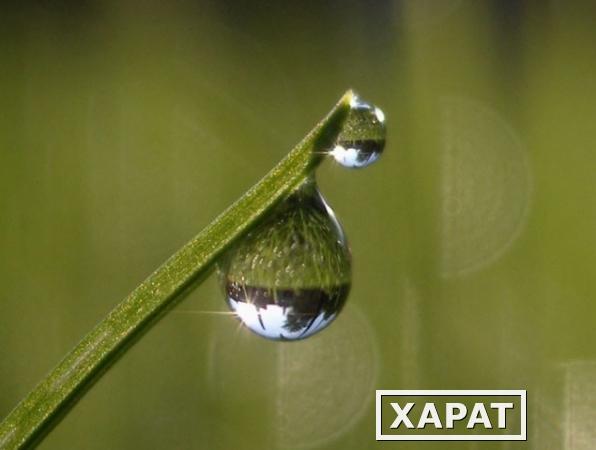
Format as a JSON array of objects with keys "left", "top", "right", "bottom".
[
  {"left": 330, "top": 96, "right": 386, "bottom": 168},
  {"left": 218, "top": 93, "right": 386, "bottom": 340},
  {"left": 218, "top": 182, "right": 351, "bottom": 341}
]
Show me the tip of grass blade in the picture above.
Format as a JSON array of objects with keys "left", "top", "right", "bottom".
[{"left": 342, "top": 89, "right": 357, "bottom": 105}]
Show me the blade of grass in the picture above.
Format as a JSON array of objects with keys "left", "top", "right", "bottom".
[{"left": 0, "top": 90, "right": 354, "bottom": 449}]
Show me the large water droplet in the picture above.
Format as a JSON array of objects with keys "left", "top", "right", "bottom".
[
  {"left": 218, "top": 182, "right": 351, "bottom": 341},
  {"left": 330, "top": 96, "right": 386, "bottom": 168}
]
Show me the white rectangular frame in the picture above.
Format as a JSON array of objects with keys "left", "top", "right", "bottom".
[{"left": 375, "top": 389, "right": 527, "bottom": 441}]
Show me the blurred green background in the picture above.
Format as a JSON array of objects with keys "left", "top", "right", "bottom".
[{"left": 1, "top": 1, "right": 595, "bottom": 449}]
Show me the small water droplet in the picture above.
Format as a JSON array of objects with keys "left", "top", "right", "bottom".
[
  {"left": 218, "top": 182, "right": 351, "bottom": 341},
  {"left": 330, "top": 96, "right": 386, "bottom": 168}
]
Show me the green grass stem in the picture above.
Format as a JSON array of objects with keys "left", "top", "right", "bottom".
[{"left": 0, "top": 90, "right": 354, "bottom": 449}]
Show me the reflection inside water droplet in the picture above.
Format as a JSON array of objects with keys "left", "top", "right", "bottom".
[
  {"left": 219, "top": 183, "right": 351, "bottom": 341},
  {"left": 225, "top": 284, "right": 349, "bottom": 340},
  {"left": 330, "top": 96, "right": 386, "bottom": 168}
]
